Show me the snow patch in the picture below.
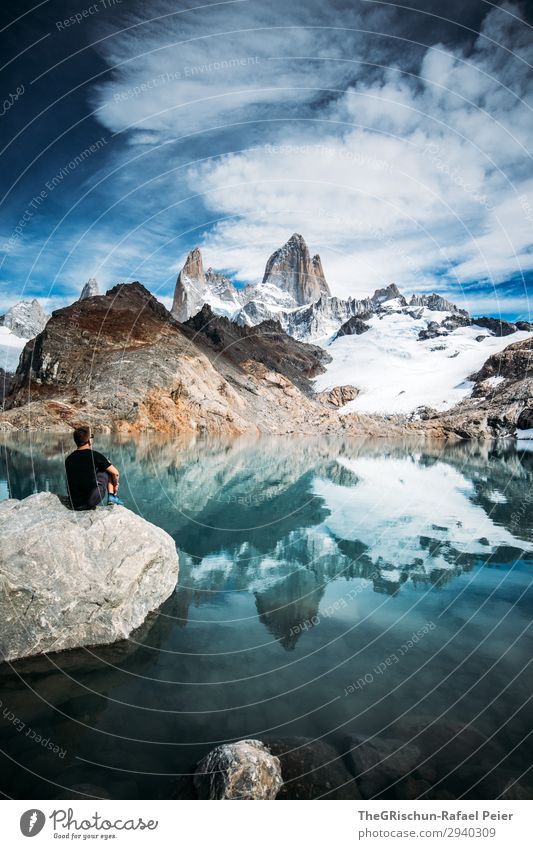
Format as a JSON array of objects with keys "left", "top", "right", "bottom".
[
  {"left": 0, "top": 327, "right": 25, "bottom": 372},
  {"left": 485, "top": 490, "right": 508, "bottom": 504},
  {"left": 314, "top": 311, "right": 532, "bottom": 415}
]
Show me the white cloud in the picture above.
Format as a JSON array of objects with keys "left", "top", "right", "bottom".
[
  {"left": 79, "top": 0, "right": 533, "bottom": 308},
  {"left": 172, "top": 4, "right": 533, "bottom": 299}
]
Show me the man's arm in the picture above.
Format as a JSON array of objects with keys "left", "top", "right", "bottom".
[{"left": 106, "top": 464, "right": 120, "bottom": 493}]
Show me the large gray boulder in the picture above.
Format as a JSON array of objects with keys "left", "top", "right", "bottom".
[
  {"left": 194, "top": 740, "right": 283, "bottom": 800},
  {"left": 0, "top": 492, "right": 179, "bottom": 662}
]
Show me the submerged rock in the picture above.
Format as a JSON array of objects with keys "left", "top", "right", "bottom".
[
  {"left": 265, "top": 736, "right": 359, "bottom": 799},
  {"left": 344, "top": 735, "right": 421, "bottom": 798},
  {"left": 194, "top": 740, "right": 283, "bottom": 800},
  {"left": 0, "top": 492, "right": 179, "bottom": 662}
]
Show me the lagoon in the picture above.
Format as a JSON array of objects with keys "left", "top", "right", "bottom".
[{"left": 0, "top": 434, "right": 532, "bottom": 799}]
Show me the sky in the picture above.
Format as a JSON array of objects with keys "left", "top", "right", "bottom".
[{"left": 0, "top": 0, "right": 532, "bottom": 319}]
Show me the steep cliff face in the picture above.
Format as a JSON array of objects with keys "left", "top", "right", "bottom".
[
  {"left": 171, "top": 249, "right": 247, "bottom": 322},
  {"left": 261, "top": 233, "right": 331, "bottom": 305},
  {"left": 0, "top": 368, "right": 12, "bottom": 404},
  {"left": 171, "top": 247, "right": 206, "bottom": 322}
]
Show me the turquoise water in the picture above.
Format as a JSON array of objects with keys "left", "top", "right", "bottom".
[{"left": 0, "top": 434, "right": 532, "bottom": 799}]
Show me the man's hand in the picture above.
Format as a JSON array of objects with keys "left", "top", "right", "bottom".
[{"left": 106, "top": 464, "right": 120, "bottom": 494}]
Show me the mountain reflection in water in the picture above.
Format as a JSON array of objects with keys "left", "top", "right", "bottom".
[{"left": 0, "top": 434, "right": 532, "bottom": 800}]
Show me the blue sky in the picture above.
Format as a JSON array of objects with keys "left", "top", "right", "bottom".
[{"left": 1, "top": 0, "right": 532, "bottom": 320}]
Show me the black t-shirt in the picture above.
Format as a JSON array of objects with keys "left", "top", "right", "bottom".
[{"left": 65, "top": 449, "right": 112, "bottom": 508}]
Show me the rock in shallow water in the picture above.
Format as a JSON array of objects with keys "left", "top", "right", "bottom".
[
  {"left": 0, "top": 492, "right": 179, "bottom": 662},
  {"left": 194, "top": 740, "right": 283, "bottom": 800},
  {"left": 265, "top": 736, "right": 360, "bottom": 799},
  {"left": 344, "top": 735, "right": 422, "bottom": 798}
]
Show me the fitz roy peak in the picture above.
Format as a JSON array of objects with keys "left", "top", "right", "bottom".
[
  {"left": 261, "top": 233, "right": 331, "bottom": 305},
  {"left": 169, "top": 234, "right": 478, "bottom": 343}
]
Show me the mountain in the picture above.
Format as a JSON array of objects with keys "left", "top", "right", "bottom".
[
  {"left": 4, "top": 282, "right": 392, "bottom": 437},
  {"left": 314, "top": 284, "right": 532, "bottom": 418},
  {"left": 0, "top": 299, "right": 48, "bottom": 339},
  {"left": 260, "top": 232, "right": 331, "bottom": 305},
  {"left": 79, "top": 278, "right": 100, "bottom": 300},
  {"left": 1, "top": 232, "right": 531, "bottom": 439},
  {"left": 425, "top": 337, "right": 533, "bottom": 439},
  {"left": 0, "top": 298, "right": 49, "bottom": 372},
  {"left": 172, "top": 247, "right": 205, "bottom": 321},
  {"left": 169, "top": 237, "right": 531, "bottom": 360},
  {"left": 171, "top": 248, "right": 251, "bottom": 322},
  {"left": 171, "top": 234, "right": 329, "bottom": 324}
]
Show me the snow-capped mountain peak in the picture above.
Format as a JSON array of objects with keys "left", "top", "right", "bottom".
[
  {"left": 0, "top": 298, "right": 49, "bottom": 372},
  {"left": 0, "top": 298, "right": 48, "bottom": 339},
  {"left": 79, "top": 278, "right": 100, "bottom": 300},
  {"left": 171, "top": 234, "right": 330, "bottom": 324}
]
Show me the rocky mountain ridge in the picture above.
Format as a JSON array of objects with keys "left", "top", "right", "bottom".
[
  {"left": 2, "top": 281, "right": 397, "bottom": 438},
  {"left": 169, "top": 237, "right": 530, "bottom": 348},
  {"left": 1, "top": 239, "right": 530, "bottom": 440},
  {"left": 171, "top": 233, "right": 332, "bottom": 328}
]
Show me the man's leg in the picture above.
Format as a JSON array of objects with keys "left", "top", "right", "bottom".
[{"left": 86, "top": 472, "right": 110, "bottom": 508}]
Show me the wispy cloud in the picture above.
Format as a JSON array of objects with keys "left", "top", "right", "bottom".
[{"left": 2, "top": 0, "right": 532, "bottom": 316}]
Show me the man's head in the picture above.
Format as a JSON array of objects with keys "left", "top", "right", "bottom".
[{"left": 73, "top": 426, "right": 93, "bottom": 448}]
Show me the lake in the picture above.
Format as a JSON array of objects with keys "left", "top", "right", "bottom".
[{"left": 1, "top": 433, "right": 532, "bottom": 799}]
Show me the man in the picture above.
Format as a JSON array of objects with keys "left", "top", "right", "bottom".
[{"left": 65, "top": 426, "right": 124, "bottom": 510}]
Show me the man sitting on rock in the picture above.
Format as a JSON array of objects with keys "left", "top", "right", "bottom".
[{"left": 65, "top": 426, "right": 124, "bottom": 510}]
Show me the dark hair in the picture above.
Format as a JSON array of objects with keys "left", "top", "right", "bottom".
[{"left": 73, "top": 426, "right": 92, "bottom": 447}]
